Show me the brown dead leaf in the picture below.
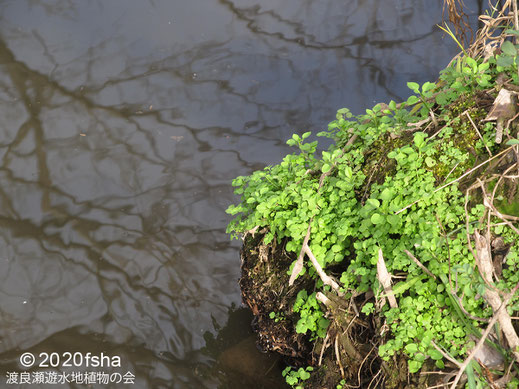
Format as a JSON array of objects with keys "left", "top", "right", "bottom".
[
  {"left": 485, "top": 89, "right": 517, "bottom": 121},
  {"left": 484, "top": 88, "right": 518, "bottom": 143}
]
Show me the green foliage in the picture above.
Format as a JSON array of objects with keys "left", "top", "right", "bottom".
[
  {"left": 496, "top": 38, "right": 518, "bottom": 68},
  {"left": 438, "top": 55, "right": 494, "bottom": 95},
  {"left": 293, "top": 290, "right": 329, "bottom": 339},
  {"left": 282, "top": 366, "right": 313, "bottom": 388},
  {"left": 269, "top": 311, "right": 285, "bottom": 323},
  {"left": 407, "top": 81, "right": 436, "bottom": 114},
  {"left": 227, "top": 51, "right": 519, "bottom": 382}
]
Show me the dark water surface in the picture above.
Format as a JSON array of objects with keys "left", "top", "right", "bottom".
[{"left": 0, "top": 1, "right": 483, "bottom": 388}]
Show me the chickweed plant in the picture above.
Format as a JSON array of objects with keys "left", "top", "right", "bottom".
[{"left": 227, "top": 45, "right": 519, "bottom": 387}]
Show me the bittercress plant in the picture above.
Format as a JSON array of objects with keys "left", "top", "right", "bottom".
[{"left": 227, "top": 51, "right": 519, "bottom": 386}]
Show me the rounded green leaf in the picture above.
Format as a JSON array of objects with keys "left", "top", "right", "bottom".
[
  {"left": 344, "top": 166, "right": 353, "bottom": 179},
  {"left": 367, "top": 198, "right": 380, "bottom": 208},
  {"left": 407, "top": 82, "right": 420, "bottom": 93},
  {"left": 371, "top": 213, "right": 385, "bottom": 224},
  {"left": 387, "top": 214, "right": 400, "bottom": 226},
  {"left": 429, "top": 349, "right": 443, "bottom": 360},
  {"left": 413, "top": 132, "right": 426, "bottom": 148},
  {"left": 501, "top": 40, "right": 517, "bottom": 56},
  {"left": 322, "top": 163, "right": 331, "bottom": 173},
  {"left": 408, "top": 360, "right": 422, "bottom": 373},
  {"left": 425, "top": 156, "right": 436, "bottom": 167},
  {"left": 497, "top": 54, "right": 514, "bottom": 67},
  {"left": 380, "top": 188, "right": 394, "bottom": 202},
  {"left": 405, "top": 343, "right": 418, "bottom": 354},
  {"left": 299, "top": 369, "right": 310, "bottom": 380},
  {"left": 464, "top": 57, "right": 477, "bottom": 70},
  {"left": 422, "top": 81, "right": 436, "bottom": 92},
  {"left": 406, "top": 95, "right": 419, "bottom": 105}
]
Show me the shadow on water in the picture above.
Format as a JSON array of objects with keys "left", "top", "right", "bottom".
[
  {"left": 201, "top": 306, "right": 289, "bottom": 389},
  {"left": 0, "top": 0, "right": 483, "bottom": 388}
]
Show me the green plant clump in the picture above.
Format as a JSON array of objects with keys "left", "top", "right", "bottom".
[
  {"left": 282, "top": 366, "right": 314, "bottom": 389},
  {"left": 227, "top": 45, "right": 519, "bottom": 387}
]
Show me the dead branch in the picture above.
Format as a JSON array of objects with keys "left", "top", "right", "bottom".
[
  {"left": 304, "top": 244, "right": 341, "bottom": 293},
  {"left": 376, "top": 249, "right": 398, "bottom": 309},
  {"left": 431, "top": 340, "right": 462, "bottom": 367},
  {"left": 464, "top": 111, "right": 492, "bottom": 156},
  {"left": 473, "top": 231, "right": 519, "bottom": 362},
  {"left": 404, "top": 249, "right": 437, "bottom": 280},
  {"left": 335, "top": 335, "right": 345, "bottom": 379},
  {"left": 449, "top": 282, "right": 519, "bottom": 389}
]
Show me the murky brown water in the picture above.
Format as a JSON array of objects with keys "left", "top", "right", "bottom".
[{"left": 0, "top": 1, "right": 483, "bottom": 388}]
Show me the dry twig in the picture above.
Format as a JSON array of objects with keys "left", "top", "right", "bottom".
[
  {"left": 449, "top": 282, "right": 519, "bottom": 389},
  {"left": 464, "top": 111, "right": 492, "bottom": 156},
  {"left": 404, "top": 249, "right": 437, "bottom": 280},
  {"left": 376, "top": 249, "right": 398, "bottom": 309}
]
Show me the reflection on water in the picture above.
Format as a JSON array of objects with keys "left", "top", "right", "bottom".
[{"left": 0, "top": 0, "right": 481, "bottom": 388}]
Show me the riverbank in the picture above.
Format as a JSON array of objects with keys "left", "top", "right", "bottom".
[{"left": 228, "top": 3, "right": 519, "bottom": 388}]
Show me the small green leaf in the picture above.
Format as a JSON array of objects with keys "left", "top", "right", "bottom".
[
  {"left": 501, "top": 40, "right": 517, "bottom": 56},
  {"left": 322, "top": 163, "right": 331, "bottom": 173},
  {"left": 506, "top": 138, "right": 519, "bottom": 145},
  {"left": 425, "top": 156, "right": 436, "bottom": 167},
  {"left": 429, "top": 349, "right": 443, "bottom": 360},
  {"left": 435, "top": 92, "right": 449, "bottom": 106},
  {"left": 371, "top": 213, "right": 384, "bottom": 224},
  {"left": 406, "top": 95, "right": 419, "bottom": 105},
  {"left": 367, "top": 198, "right": 380, "bottom": 208},
  {"left": 299, "top": 369, "right": 311, "bottom": 380},
  {"left": 465, "top": 57, "right": 477, "bottom": 71},
  {"left": 497, "top": 54, "right": 514, "bottom": 67},
  {"left": 380, "top": 188, "right": 394, "bottom": 202},
  {"left": 392, "top": 276, "right": 424, "bottom": 295},
  {"left": 405, "top": 343, "right": 418, "bottom": 354},
  {"left": 413, "top": 132, "right": 427, "bottom": 148},
  {"left": 344, "top": 166, "right": 353, "bottom": 179},
  {"left": 332, "top": 244, "right": 342, "bottom": 253},
  {"left": 296, "top": 318, "right": 308, "bottom": 334},
  {"left": 408, "top": 360, "right": 422, "bottom": 373},
  {"left": 478, "top": 62, "right": 489, "bottom": 72},
  {"left": 422, "top": 81, "right": 436, "bottom": 93},
  {"left": 407, "top": 82, "right": 420, "bottom": 93},
  {"left": 387, "top": 214, "right": 400, "bottom": 226}
]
